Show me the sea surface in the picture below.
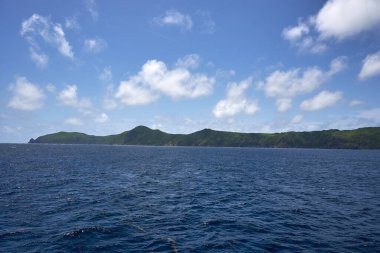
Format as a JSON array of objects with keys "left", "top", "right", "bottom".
[{"left": 0, "top": 144, "right": 379, "bottom": 252}]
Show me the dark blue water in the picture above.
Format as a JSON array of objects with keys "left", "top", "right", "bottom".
[{"left": 0, "top": 144, "right": 379, "bottom": 252}]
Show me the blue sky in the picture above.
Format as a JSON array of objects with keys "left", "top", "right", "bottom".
[{"left": 1, "top": 0, "right": 380, "bottom": 142}]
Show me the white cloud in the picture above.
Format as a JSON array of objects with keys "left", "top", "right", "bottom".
[
  {"left": 213, "top": 78, "right": 259, "bottom": 118},
  {"left": 276, "top": 98, "right": 292, "bottom": 112},
  {"left": 115, "top": 57, "right": 214, "bottom": 106},
  {"left": 151, "top": 123, "right": 163, "bottom": 130},
  {"left": 84, "top": 38, "right": 106, "bottom": 53},
  {"left": 65, "top": 16, "right": 79, "bottom": 30},
  {"left": 29, "top": 47, "right": 48, "bottom": 68},
  {"left": 258, "top": 57, "right": 345, "bottom": 112},
  {"left": 175, "top": 54, "right": 200, "bottom": 69},
  {"left": 349, "top": 99, "right": 364, "bottom": 107},
  {"left": 46, "top": 83, "right": 56, "bottom": 93},
  {"left": 85, "top": 0, "right": 98, "bottom": 21},
  {"left": 154, "top": 10, "right": 192, "bottom": 30},
  {"left": 143, "top": 63, "right": 214, "bottom": 98},
  {"left": 328, "top": 56, "right": 348, "bottom": 76},
  {"left": 64, "top": 117, "right": 83, "bottom": 126},
  {"left": 282, "top": 21, "right": 309, "bottom": 42},
  {"left": 300, "top": 90, "right": 342, "bottom": 111},
  {"left": 282, "top": 19, "right": 327, "bottom": 54},
  {"left": 196, "top": 10, "right": 216, "bottom": 34},
  {"left": 58, "top": 85, "right": 78, "bottom": 106},
  {"left": 139, "top": 60, "right": 215, "bottom": 98},
  {"left": 8, "top": 76, "right": 45, "bottom": 111},
  {"left": 299, "top": 36, "right": 327, "bottom": 54},
  {"left": 283, "top": 0, "right": 380, "bottom": 53},
  {"left": 358, "top": 108, "right": 380, "bottom": 121},
  {"left": 358, "top": 50, "right": 380, "bottom": 80},
  {"left": 115, "top": 80, "right": 158, "bottom": 105},
  {"left": 99, "top": 66, "right": 112, "bottom": 82},
  {"left": 291, "top": 114, "right": 304, "bottom": 124},
  {"left": 315, "top": 0, "right": 380, "bottom": 40},
  {"left": 52, "top": 24, "right": 73, "bottom": 58},
  {"left": 57, "top": 85, "right": 92, "bottom": 109},
  {"left": 103, "top": 84, "right": 117, "bottom": 109},
  {"left": 94, "top": 113, "right": 110, "bottom": 123},
  {"left": 20, "top": 14, "right": 74, "bottom": 66},
  {"left": 99, "top": 69, "right": 116, "bottom": 109},
  {"left": 258, "top": 67, "right": 322, "bottom": 112},
  {"left": 258, "top": 67, "right": 324, "bottom": 98}
]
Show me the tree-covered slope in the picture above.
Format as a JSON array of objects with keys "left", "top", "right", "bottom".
[{"left": 29, "top": 126, "right": 380, "bottom": 149}]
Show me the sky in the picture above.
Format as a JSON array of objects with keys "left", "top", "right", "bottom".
[{"left": 1, "top": 0, "right": 380, "bottom": 143}]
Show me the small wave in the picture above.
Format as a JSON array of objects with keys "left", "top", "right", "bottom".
[
  {"left": 124, "top": 221, "right": 145, "bottom": 232},
  {"left": 123, "top": 221, "right": 179, "bottom": 252},
  {"left": 162, "top": 237, "right": 179, "bottom": 253},
  {"left": 63, "top": 226, "right": 109, "bottom": 237},
  {"left": 0, "top": 229, "right": 28, "bottom": 238}
]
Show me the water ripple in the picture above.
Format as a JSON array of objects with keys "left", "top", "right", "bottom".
[{"left": 0, "top": 144, "right": 379, "bottom": 252}]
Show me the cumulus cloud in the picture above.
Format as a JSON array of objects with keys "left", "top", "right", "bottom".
[
  {"left": 20, "top": 14, "right": 74, "bottom": 67},
  {"left": 65, "top": 16, "right": 79, "bottom": 30},
  {"left": 359, "top": 50, "right": 380, "bottom": 80},
  {"left": 99, "top": 66, "right": 112, "bottom": 82},
  {"left": 84, "top": 38, "right": 106, "bottom": 53},
  {"left": 64, "top": 117, "right": 83, "bottom": 126},
  {"left": 300, "top": 90, "right": 342, "bottom": 111},
  {"left": 103, "top": 83, "right": 118, "bottom": 110},
  {"left": 85, "top": 0, "right": 98, "bottom": 21},
  {"left": 283, "top": 0, "right": 380, "bottom": 53},
  {"left": 315, "top": 0, "right": 380, "bottom": 39},
  {"left": 141, "top": 60, "right": 214, "bottom": 98},
  {"left": 46, "top": 83, "right": 56, "bottom": 93},
  {"left": 328, "top": 56, "right": 348, "bottom": 75},
  {"left": 98, "top": 67, "right": 116, "bottom": 109},
  {"left": 175, "top": 54, "right": 200, "bottom": 69},
  {"left": 259, "top": 67, "right": 316, "bottom": 97},
  {"left": 276, "top": 98, "right": 292, "bottom": 112},
  {"left": 94, "top": 113, "right": 110, "bottom": 123},
  {"left": 258, "top": 57, "right": 346, "bottom": 112},
  {"left": 259, "top": 67, "right": 323, "bottom": 98},
  {"left": 282, "top": 19, "right": 327, "bottom": 54},
  {"left": 57, "top": 85, "right": 92, "bottom": 109},
  {"left": 115, "top": 56, "right": 215, "bottom": 106},
  {"left": 115, "top": 81, "right": 158, "bottom": 105},
  {"left": 64, "top": 110, "right": 109, "bottom": 126},
  {"left": 282, "top": 21, "right": 309, "bottom": 42},
  {"left": 154, "top": 10, "right": 192, "bottom": 30},
  {"left": 213, "top": 78, "right": 259, "bottom": 118},
  {"left": 259, "top": 57, "right": 345, "bottom": 97},
  {"left": 291, "top": 114, "right": 304, "bottom": 124},
  {"left": 29, "top": 47, "right": 48, "bottom": 68},
  {"left": 8, "top": 76, "right": 45, "bottom": 111}
]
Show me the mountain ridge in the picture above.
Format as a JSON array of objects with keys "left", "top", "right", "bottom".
[{"left": 28, "top": 125, "right": 380, "bottom": 149}]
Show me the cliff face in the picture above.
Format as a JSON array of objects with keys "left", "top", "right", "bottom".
[{"left": 29, "top": 126, "right": 380, "bottom": 149}]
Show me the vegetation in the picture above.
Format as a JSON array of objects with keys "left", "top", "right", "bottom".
[{"left": 29, "top": 125, "right": 380, "bottom": 149}]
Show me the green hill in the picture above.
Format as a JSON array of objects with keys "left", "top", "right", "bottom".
[{"left": 28, "top": 126, "right": 380, "bottom": 149}]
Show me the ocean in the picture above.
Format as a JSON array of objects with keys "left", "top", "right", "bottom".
[{"left": 0, "top": 144, "right": 379, "bottom": 252}]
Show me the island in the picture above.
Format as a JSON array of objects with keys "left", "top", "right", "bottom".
[{"left": 28, "top": 125, "right": 380, "bottom": 149}]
